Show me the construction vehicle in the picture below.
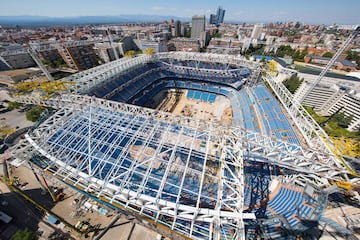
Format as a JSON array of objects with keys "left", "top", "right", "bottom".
[{"left": 75, "top": 220, "right": 92, "bottom": 233}]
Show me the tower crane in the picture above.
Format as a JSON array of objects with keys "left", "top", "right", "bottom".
[
  {"left": 300, "top": 25, "right": 360, "bottom": 102},
  {"left": 107, "top": 28, "right": 120, "bottom": 61},
  {"left": 27, "top": 45, "right": 54, "bottom": 81},
  {"left": 0, "top": 55, "right": 12, "bottom": 69}
]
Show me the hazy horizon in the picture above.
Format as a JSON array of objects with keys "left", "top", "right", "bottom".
[{"left": 0, "top": 0, "right": 359, "bottom": 25}]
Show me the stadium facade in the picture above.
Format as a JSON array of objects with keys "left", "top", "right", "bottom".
[{"left": 11, "top": 52, "right": 359, "bottom": 239}]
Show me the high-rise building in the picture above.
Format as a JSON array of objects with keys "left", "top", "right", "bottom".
[
  {"left": 216, "top": 6, "right": 226, "bottom": 26},
  {"left": 251, "top": 24, "right": 264, "bottom": 40},
  {"left": 209, "top": 6, "right": 226, "bottom": 26},
  {"left": 175, "top": 20, "right": 181, "bottom": 37},
  {"left": 209, "top": 14, "right": 217, "bottom": 25},
  {"left": 191, "top": 15, "right": 205, "bottom": 39}
]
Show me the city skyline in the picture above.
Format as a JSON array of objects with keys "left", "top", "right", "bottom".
[{"left": 0, "top": 0, "right": 359, "bottom": 25}]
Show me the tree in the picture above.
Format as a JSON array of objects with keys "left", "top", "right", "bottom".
[
  {"left": 212, "top": 32, "right": 222, "bottom": 38},
  {"left": 322, "top": 52, "right": 333, "bottom": 58},
  {"left": 7, "top": 101, "right": 23, "bottom": 110},
  {"left": 145, "top": 48, "right": 154, "bottom": 55},
  {"left": 283, "top": 74, "right": 303, "bottom": 94},
  {"left": 331, "top": 112, "right": 353, "bottom": 128},
  {"left": 124, "top": 50, "right": 135, "bottom": 58},
  {"left": 267, "top": 60, "right": 278, "bottom": 74},
  {"left": 11, "top": 229, "right": 37, "bottom": 240},
  {"left": 346, "top": 50, "right": 360, "bottom": 70},
  {"left": 26, "top": 106, "right": 44, "bottom": 122}
]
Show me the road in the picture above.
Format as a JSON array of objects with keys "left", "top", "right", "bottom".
[{"left": 0, "top": 182, "right": 46, "bottom": 238}]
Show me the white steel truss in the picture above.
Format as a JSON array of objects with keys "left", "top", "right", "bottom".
[
  {"left": 60, "top": 52, "right": 257, "bottom": 95},
  {"left": 14, "top": 94, "right": 356, "bottom": 184},
  {"left": 263, "top": 74, "right": 355, "bottom": 175},
  {"left": 10, "top": 52, "right": 360, "bottom": 239}
]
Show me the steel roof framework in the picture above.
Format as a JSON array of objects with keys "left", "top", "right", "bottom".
[
  {"left": 10, "top": 52, "right": 360, "bottom": 239},
  {"left": 13, "top": 94, "right": 357, "bottom": 239}
]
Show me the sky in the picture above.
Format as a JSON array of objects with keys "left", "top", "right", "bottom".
[{"left": 0, "top": 0, "right": 359, "bottom": 25}]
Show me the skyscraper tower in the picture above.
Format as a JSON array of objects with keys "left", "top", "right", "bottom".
[
  {"left": 210, "top": 14, "right": 217, "bottom": 25},
  {"left": 216, "top": 6, "right": 225, "bottom": 26},
  {"left": 191, "top": 15, "right": 205, "bottom": 39},
  {"left": 209, "top": 6, "right": 226, "bottom": 26},
  {"left": 175, "top": 20, "right": 181, "bottom": 37}
]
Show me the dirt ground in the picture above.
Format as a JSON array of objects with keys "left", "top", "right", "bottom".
[{"left": 159, "top": 89, "right": 233, "bottom": 126}]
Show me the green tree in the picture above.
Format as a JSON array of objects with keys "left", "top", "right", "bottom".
[
  {"left": 283, "top": 74, "right": 303, "bottom": 94},
  {"left": 346, "top": 50, "right": 360, "bottom": 70},
  {"left": 11, "top": 229, "right": 37, "bottom": 240},
  {"left": 212, "top": 32, "right": 222, "bottom": 38},
  {"left": 331, "top": 112, "right": 353, "bottom": 128},
  {"left": 7, "top": 101, "right": 23, "bottom": 110},
  {"left": 322, "top": 52, "right": 333, "bottom": 58},
  {"left": 26, "top": 106, "right": 44, "bottom": 122}
]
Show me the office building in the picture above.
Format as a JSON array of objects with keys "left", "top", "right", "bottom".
[
  {"left": 209, "top": 6, "right": 226, "bottom": 26},
  {"left": 294, "top": 72, "right": 360, "bottom": 131},
  {"left": 216, "top": 6, "right": 226, "bottom": 25},
  {"left": 191, "top": 15, "right": 205, "bottom": 39},
  {"left": 210, "top": 14, "right": 217, "bottom": 25},
  {"left": 174, "top": 20, "right": 181, "bottom": 37}
]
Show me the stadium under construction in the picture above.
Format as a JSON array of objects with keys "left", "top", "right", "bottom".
[{"left": 9, "top": 52, "right": 360, "bottom": 239}]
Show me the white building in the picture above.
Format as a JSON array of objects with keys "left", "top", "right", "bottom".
[{"left": 294, "top": 71, "right": 360, "bottom": 131}]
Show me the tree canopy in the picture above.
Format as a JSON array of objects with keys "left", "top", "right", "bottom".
[
  {"left": 331, "top": 112, "right": 353, "bottom": 128},
  {"left": 322, "top": 52, "right": 333, "bottom": 58},
  {"left": 26, "top": 106, "right": 44, "bottom": 122},
  {"left": 7, "top": 101, "right": 23, "bottom": 110},
  {"left": 346, "top": 50, "right": 360, "bottom": 70},
  {"left": 283, "top": 74, "right": 303, "bottom": 94},
  {"left": 145, "top": 48, "right": 154, "bottom": 55},
  {"left": 11, "top": 229, "right": 37, "bottom": 240},
  {"left": 124, "top": 50, "right": 135, "bottom": 58}
]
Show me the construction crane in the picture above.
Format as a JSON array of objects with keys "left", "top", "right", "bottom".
[
  {"left": 300, "top": 25, "right": 360, "bottom": 102},
  {"left": 0, "top": 55, "right": 12, "bottom": 69},
  {"left": 107, "top": 28, "right": 120, "bottom": 60},
  {"left": 27, "top": 45, "right": 54, "bottom": 81}
]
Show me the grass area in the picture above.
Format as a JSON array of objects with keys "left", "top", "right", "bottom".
[
  {"left": 294, "top": 64, "right": 322, "bottom": 72},
  {"left": 324, "top": 122, "right": 359, "bottom": 138}
]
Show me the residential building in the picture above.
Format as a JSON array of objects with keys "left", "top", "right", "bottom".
[
  {"left": 94, "top": 42, "right": 119, "bottom": 63},
  {"left": 168, "top": 38, "right": 200, "bottom": 52},
  {"left": 304, "top": 55, "right": 357, "bottom": 72},
  {"left": 57, "top": 42, "right": 99, "bottom": 71},
  {"left": 251, "top": 24, "right": 264, "bottom": 40},
  {"left": 138, "top": 40, "right": 167, "bottom": 53}
]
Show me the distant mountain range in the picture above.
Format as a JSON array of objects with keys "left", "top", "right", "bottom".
[{"left": 0, "top": 15, "right": 190, "bottom": 26}]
